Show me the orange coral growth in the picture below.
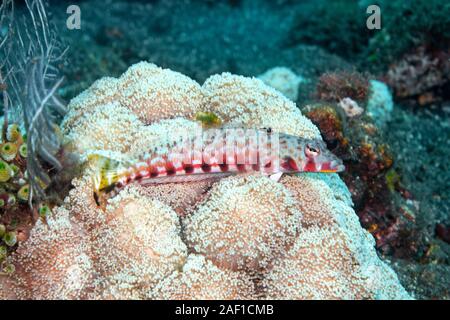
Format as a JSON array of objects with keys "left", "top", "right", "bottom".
[
  {"left": 303, "top": 104, "right": 349, "bottom": 158},
  {"left": 315, "top": 71, "right": 370, "bottom": 103}
]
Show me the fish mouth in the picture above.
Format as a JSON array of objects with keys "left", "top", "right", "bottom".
[{"left": 320, "top": 160, "right": 345, "bottom": 173}]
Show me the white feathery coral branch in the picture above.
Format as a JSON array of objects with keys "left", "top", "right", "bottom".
[{"left": 0, "top": 0, "right": 72, "bottom": 206}]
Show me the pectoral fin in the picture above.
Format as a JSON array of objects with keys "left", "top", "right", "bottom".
[{"left": 269, "top": 172, "right": 283, "bottom": 182}]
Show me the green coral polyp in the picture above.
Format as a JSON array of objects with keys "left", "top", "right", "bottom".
[
  {"left": 9, "top": 164, "right": 20, "bottom": 176},
  {"left": 1, "top": 142, "right": 18, "bottom": 161},
  {"left": 19, "top": 144, "right": 27, "bottom": 158},
  {"left": 3, "top": 263, "right": 15, "bottom": 274},
  {"left": 18, "top": 184, "right": 30, "bottom": 202},
  {"left": 3, "top": 231, "right": 17, "bottom": 247},
  {"left": 0, "top": 161, "right": 13, "bottom": 182},
  {"left": 39, "top": 205, "right": 52, "bottom": 218},
  {"left": 0, "top": 245, "right": 7, "bottom": 260},
  {"left": 6, "top": 124, "right": 22, "bottom": 143}
]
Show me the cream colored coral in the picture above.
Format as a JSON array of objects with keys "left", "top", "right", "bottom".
[
  {"left": 262, "top": 224, "right": 410, "bottom": 300},
  {"left": 281, "top": 175, "right": 336, "bottom": 228},
  {"left": 203, "top": 73, "right": 321, "bottom": 139},
  {"left": 136, "top": 180, "right": 214, "bottom": 217},
  {"left": 262, "top": 225, "right": 369, "bottom": 299},
  {"left": 149, "top": 254, "right": 255, "bottom": 299},
  {"left": 4, "top": 62, "right": 411, "bottom": 300},
  {"left": 264, "top": 174, "right": 411, "bottom": 300},
  {"left": 184, "top": 174, "right": 302, "bottom": 272},
  {"left": 62, "top": 77, "right": 121, "bottom": 132},
  {"left": 90, "top": 185, "right": 188, "bottom": 299},
  {"left": 62, "top": 63, "right": 319, "bottom": 161},
  {"left": 118, "top": 62, "right": 205, "bottom": 124},
  {"left": 63, "top": 102, "right": 145, "bottom": 159},
  {"left": 1, "top": 209, "right": 95, "bottom": 300},
  {"left": 258, "top": 66, "right": 304, "bottom": 101}
]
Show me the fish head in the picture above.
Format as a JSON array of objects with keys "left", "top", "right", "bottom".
[
  {"left": 301, "top": 139, "right": 345, "bottom": 173},
  {"left": 277, "top": 133, "right": 345, "bottom": 173}
]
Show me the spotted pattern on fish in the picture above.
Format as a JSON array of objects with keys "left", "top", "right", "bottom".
[{"left": 91, "top": 128, "right": 345, "bottom": 198}]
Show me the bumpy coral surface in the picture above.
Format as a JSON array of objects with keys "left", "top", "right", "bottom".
[
  {"left": 150, "top": 254, "right": 255, "bottom": 300},
  {"left": 0, "top": 62, "right": 411, "bottom": 300},
  {"left": 315, "top": 71, "right": 369, "bottom": 104},
  {"left": 184, "top": 175, "right": 301, "bottom": 272},
  {"left": 366, "top": 80, "right": 394, "bottom": 128},
  {"left": 258, "top": 66, "right": 304, "bottom": 102}
]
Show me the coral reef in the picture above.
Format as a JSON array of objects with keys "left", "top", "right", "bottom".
[
  {"left": 249, "top": 65, "right": 418, "bottom": 260},
  {"left": 0, "top": 123, "right": 31, "bottom": 273},
  {"left": 315, "top": 71, "right": 369, "bottom": 103},
  {"left": 150, "top": 254, "right": 255, "bottom": 299},
  {"left": 202, "top": 72, "right": 321, "bottom": 139},
  {"left": 0, "top": 0, "right": 79, "bottom": 272},
  {"left": 0, "top": 0, "right": 72, "bottom": 205},
  {"left": 304, "top": 102, "right": 411, "bottom": 256},
  {"left": 184, "top": 175, "right": 301, "bottom": 272},
  {"left": 90, "top": 186, "right": 188, "bottom": 299},
  {"left": 338, "top": 98, "right": 364, "bottom": 118},
  {"left": 302, "top": 68, "right": 449, "bottom": 297},
  {"left": 301, "top": 104, "right": 350, "bottom": 159},
  {"left": 0, "top": 62, "right": 411, "bottom": 300},
  {"left": 257, "top": 66, "right": 304, "bottom": 101},
  {"left": 386, "top": 46, "right": 450, "bottom": 106},
  {"left": 118, "top": 62, "right": 205, "bottom": 124},
  {"left": 302, "top": 75, "right": 418, "bottom": 257},
  {"left": 366, "top": 80, "right": 394, "bottom": 128},
  {"left": 262, "top": 225, "right": 405, "bottom": 300},
  {"left": 0, "top": 208, "right": 94, "bottom": 299},
  {"left": 262, "top": 174, "right": 410, "bottom": 300}
]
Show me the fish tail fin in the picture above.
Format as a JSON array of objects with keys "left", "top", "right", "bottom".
[{"left": 88, "top": 154, "right": 124, "bottom": 201}]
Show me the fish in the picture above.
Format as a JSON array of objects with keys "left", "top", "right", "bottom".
[{"left": 89, "top": 127, "right": 345, "bottom": 202}]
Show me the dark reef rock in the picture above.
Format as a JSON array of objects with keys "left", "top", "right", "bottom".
[
  {"left": 386, "top": 45, "right": 450, "bottom": 106},
  {"left": 315, "top": 71, "right": 370, "bottom": 104},
  {"left": 436, "top": 224, "right": 450, "bottom": 244},
  {"left": 300, "top": 66, "right": 450, "bottom": 266},
  {"left": 303, "top": 80, "right": 420, "bottom": 258}
]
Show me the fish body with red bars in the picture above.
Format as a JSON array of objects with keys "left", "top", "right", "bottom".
[{"left": 90, "top": 128, "right": 345, "bottom": 200}]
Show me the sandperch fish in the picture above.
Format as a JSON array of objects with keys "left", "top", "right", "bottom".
[{"left": 89, "top": 127, "right": 345, "bottom": 203}]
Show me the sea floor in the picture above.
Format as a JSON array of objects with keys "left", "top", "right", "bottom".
[{"left": 386, "top": 105, "right": 450, "bottom": 299}]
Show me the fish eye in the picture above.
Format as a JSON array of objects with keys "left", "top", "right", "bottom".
[{"left": 305, "top": 144, "right": 320, "bottom": 157}]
